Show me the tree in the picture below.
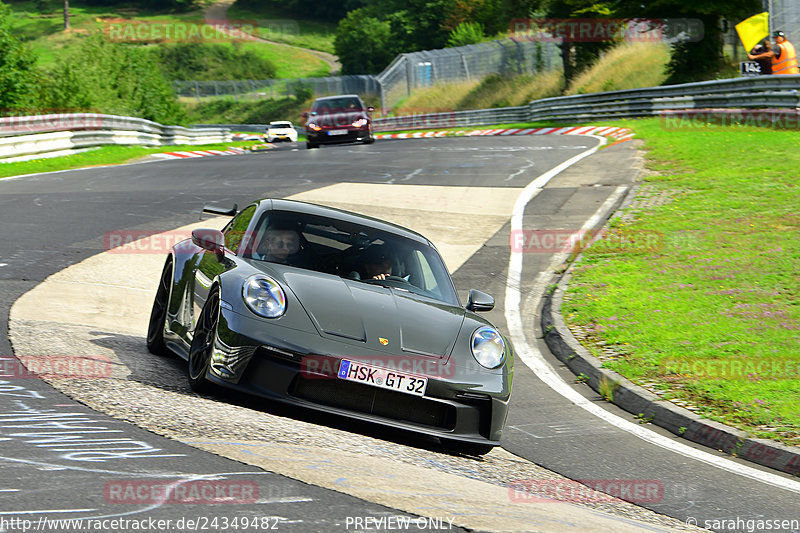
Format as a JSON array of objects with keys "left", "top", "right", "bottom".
[
  {"left": 334, "top": 9, "right": 395, "bottom": 74},
  {"left": 39, "top": 33, "right": 185, "bottom": 123},
  {"left": 611, "top": 0, "right": 761, "bottom": 83},
  {"left": 0, "top": 2, "right": 38, "bottom": 111},
  {"left": 447, "top": 22, "right": 486, "bottom": 47},
  {"left": 64, "top": 0, "right": 69, "bottom": 30}
]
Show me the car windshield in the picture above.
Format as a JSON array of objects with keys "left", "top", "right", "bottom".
[
  {"left": 312, "top": 97, "right": 362, "bottom": 113},
  {"left": 242, "top": 210, "right": 458, "bottom": 305},
  {"left": 270, "top": 123, "right": 292, "bottom": 129}
]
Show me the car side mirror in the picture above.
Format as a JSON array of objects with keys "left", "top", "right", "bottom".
[
  {"left": 466, "top": 289, "right": 494, "bottom": 312},
  {"left": 192, "top": 229, "right": 225, "bottom": 255},
  {"left": 367, "top": 106, "right": 375, "bottom": 112}
]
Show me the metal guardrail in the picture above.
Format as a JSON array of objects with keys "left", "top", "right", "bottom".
[
  {"left": 527, "top": 75, "right": 800, "bottom": 122},
  {"left": 0, "top": 113, "right": 231, "bottom": 161},
  {"left": 373, "top": 106, "right": 527, "bottom": 132},
  {"left": 369, "top": 75, "right": 800, "bottom": 128}
]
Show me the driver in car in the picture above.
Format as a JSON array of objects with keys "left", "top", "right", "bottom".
[
  {"left": 361, "top": 244, "right": 394, "bottom": 280},
  {"left": 254, "top": 222, "right": 303, "bottom": 264}
]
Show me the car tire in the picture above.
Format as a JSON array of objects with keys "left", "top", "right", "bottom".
[
  {"left": 442, "top": 439, "right": 494, "bottom": 456},
  {"left": 306, "top": 142, "right": 318, "bottom": 149},
  {"left": 146, "top": 257, "right": 173, "bottom": 356},
  {"left": 188, "top": 287, "right": 220, "bottom": 393},
  {"left": 363, "top": 136, "right": 375, "bottom": 144}
]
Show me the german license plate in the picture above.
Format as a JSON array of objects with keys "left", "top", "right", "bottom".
[
  {"left": 329, "top": 129, "right": 348, "bottom": 135},
  {"left": 338, "top": 360, "right": 427, "bottom": 396}
]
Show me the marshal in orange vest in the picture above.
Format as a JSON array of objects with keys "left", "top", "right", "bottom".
[{"left": 772, "top": 37, "right": 799, "bottom": 74}]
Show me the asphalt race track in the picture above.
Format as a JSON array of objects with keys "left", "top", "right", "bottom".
[{"left": 1, "top": 136, "right": 799, "bottom": 533}]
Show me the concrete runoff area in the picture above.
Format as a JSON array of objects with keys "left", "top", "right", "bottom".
[{"left": 8, "top": 182, "right": 698, "bottom": 532}]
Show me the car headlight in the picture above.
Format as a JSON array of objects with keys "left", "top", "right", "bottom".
[
  {"left": 307, "top": 123, "right": 321, "bottom": 131},
  {"left": 352, "top": 118, "right": 368, "bottom": 128},
  {"left": 242, "top": 275, "right": 286, "bottom": 318},
  {"left": 470, "top": 326, "right": 505, "bottom": 368}
]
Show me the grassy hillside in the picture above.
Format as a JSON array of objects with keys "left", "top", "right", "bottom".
[
  {"left": 392, "top": 70, "right": 563, "bottom": 115},
  {"left": 390, "top": 41, "right": 671, "bottom": 116},
  {"left": 7, "top": 0, "right": 329, "bottom": 78},
  {"left": 565, "top": 42, "right": 671, "bottom": 95},
  {"left": 227, "top": 1, "right": 336, "bottom": 53},
  {"left": 182, "top": 95, "right": 313, "bottom": 125}
]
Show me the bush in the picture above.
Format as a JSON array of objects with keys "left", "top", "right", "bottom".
[
  {"left": 0, "top": 3, "right": 38, "bottom": 111},
  {"left": 38, "top": 33, "right": 185, "bottom": 124},
  {"left": 447, "top": 22, "right": 484, "bottom": 48},
  {"left": 151, "top": 43, "right": 277, "bottom": 81}
]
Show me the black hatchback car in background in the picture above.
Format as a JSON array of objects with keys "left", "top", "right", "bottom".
[{"left": 302, "top": 94, "right": 375, "bottom": 149}]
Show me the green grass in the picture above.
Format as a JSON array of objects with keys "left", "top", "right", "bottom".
[
  {"left": 565, "top": 42, "right": 670, "bottom": 95},
  {"left": 0, "top": 140, "right": 260, "bottom": 179},
  {"left": 563, "top": 118, "right": 800, "bottom": 446},
  {"left": 6, "top": 0, "right": 329, "bottom": 78},
  {"left": 391, "top": 70, "right": 563, "bottom": 115},
  {"left": 227, "top": 2, "right": 336, "bottom": 54},
  {"left": 182, "top": 95, "right": 313, "bottom": 125}
]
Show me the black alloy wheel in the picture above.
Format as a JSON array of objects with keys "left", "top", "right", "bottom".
[{"left": 188, "top": 287, "right": 220, "bottom": 393}]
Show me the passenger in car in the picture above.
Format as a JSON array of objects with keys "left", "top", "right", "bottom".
[{"left": 253, "top": 222, "right": 310, "bottom": 266}]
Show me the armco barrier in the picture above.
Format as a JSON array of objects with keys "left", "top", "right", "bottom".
[
  {"left": 0, "top": 113, "right": 231, "bottom": 161},
  {"left": 372, "top": 75, "right": 800, "bottom": 129}
]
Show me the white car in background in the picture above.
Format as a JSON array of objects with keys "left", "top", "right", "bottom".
[{"left": 264, "top": 121, "right": 298, "bottom": 143}]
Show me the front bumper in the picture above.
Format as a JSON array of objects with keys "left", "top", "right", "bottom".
[
  {"left": 307, "top": 128, "right": 372, "bottom": 145},
  {"left": 207, "top": 308, "right": 511, "bottom": 445}
]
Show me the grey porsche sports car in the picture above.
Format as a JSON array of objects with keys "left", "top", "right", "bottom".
[{"left": 147, "top": 199, "right": 513, "bottom": 454}]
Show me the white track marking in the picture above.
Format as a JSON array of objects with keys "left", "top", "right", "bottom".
[
  {"left": 505, "top": 159, "right": 535, "bottom": 182},
  {"left": 402, "top": 168, "right": 423, "bottom": 181},
  {"left": 504, "top": 137, "right": 800, "bottom": 494}
]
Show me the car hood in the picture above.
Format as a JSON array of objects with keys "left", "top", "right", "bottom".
[{"left": 281, "top": 270, "right": 464, "bottom": 358}]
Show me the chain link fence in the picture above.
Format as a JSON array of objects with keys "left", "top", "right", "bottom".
[
  {"left": 770, "top": 0, "right": 800, "bottom": 40},
  {"left": 375, "top": 39, "right": 560, "bottom": 110},
  {"left": 174, "top": 39, "right": 560, "bottom": 110}
]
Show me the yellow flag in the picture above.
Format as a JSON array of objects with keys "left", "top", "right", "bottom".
[{"left": 736, "top": 12, "right": 770, "bottom": 52}]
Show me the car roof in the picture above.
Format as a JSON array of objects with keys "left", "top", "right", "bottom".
[
  {"left": 313, "top": 94, "right": 361, "bottom": 102},
  {"left": 255, "top": 198, "right": 431, "bottom": 245},
  {"left": 270, "top": 121, "right": 292, "bottom": 125}
]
